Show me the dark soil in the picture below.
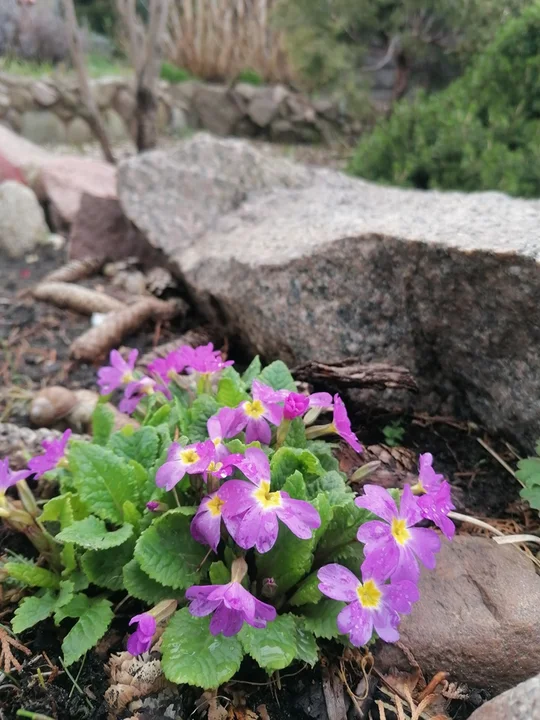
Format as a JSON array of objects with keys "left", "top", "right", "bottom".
[{"left": 0, "top": 246, "right": 533, "bottom": 720}]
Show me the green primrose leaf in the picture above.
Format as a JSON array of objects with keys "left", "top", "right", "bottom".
[
  {"left": 216, "top": 377, "right": 248, "bottom": 407},
  {"left": 69, "top": 442, "right": 140, "bottom": 524},
  {"left": 40, "top": 492, "right": 88, "bottom": 528},
  {"left": 11, "top": 591, "right": 57, "bottom": 633},
  {"left": 61, "top": 597, "right": 114, "bottom": 666},
  {"left": 284, "top": 418, "right": 307, "bottom": 448},
  {"left": 186, "top": 395, "right": 220, "bottom": 442},
  {"left": 316, "top": 501, "right": 369, "bottom": 563},
  {"left": 289, "top": 572, "right": 322, "bottom": 607},
  {"left": 54, "top": 593, "right": 91, "bottom": 624},
  {"left": 56, "top": 516, "right": 134, "bottom": 550},
  {"left": 308, "top": 470, "right": 351, "bottom": 504},
  {"left": 57, "top": 580, "right": 75, "bottom": 609},
  {"left": 122, "top": 500, "right": 142, "bottom": 528},
  {"left": 303, "top": 599, "right": 346, "bottom": 639},
  {"left": 81, "top": 538, "right": 135, "bottom": 591},
  {"left": 239, "top": 614, "right": 297, "bottom": 671},
  {"left": 209, "top": 561, "right": 231, "bottom": 585},
  {"left": 110, "top": 426, "right": 160, "bottom": 470},
  {"left": 312, "top": 493, "right": 333, "bottom": 545},
  {"left": 306, "top": 440, "right": 341, "bottom": 472},
  {"left": 258, "top": 360, "right": 296, "bottom": 391},
  {"left": 4, "top": 562, "right": 60, "bottom": 589},
  {"left": 162, "top": 609, "right": 243, "bottom": 689},
  {"left": 270, "top": 447, "right": 324, "bottom": 490},
  {"left": 521, "top": 485, "right": 540, "bottom": 511},
  {"left": 135, "top": 509, "right": 207, "bottom": 590},
  {"left": 92, "top": 404, "right": 115, "bottom": 446},
  {"left": 294, "top": 619, "right": 319, "bottom": 666},
  {"left": 123, "top": 559, "right": 179, "bottom": 604},
  {"left": 256, "top": 526, "right": 315, "bottom": 596},
  {"left": 145, "top": 403, "right": 172, "bottom": 427},
  {"left": 241, "top": 356, "right": 262, "bottom": 387},
  {"left": 282, "top": 470, "right": 308, "bottom": 500}
]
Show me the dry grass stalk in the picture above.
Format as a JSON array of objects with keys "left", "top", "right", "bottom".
[
  {"left": 164, "top": 0, "right": 295, "bottom": 83},
  {"left": 42, "top": 257, "right": 107, "bottom": 284},
  {"left": 69, "top": 298, "right": 185, "bottom": 361},
  {"left": 33, "top": 282, "right": 127, "bottom": 315}
]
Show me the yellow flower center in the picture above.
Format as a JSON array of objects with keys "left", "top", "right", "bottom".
[
  {"left": 121, "top": 371, "right": 134, "bottom": 384},
  {"left": 207, "top": 495, "right": 225, "bottom": 517},
  {"left": 212, "top": 437, "right": 222, "bottom": 447},
  {"left": 356, "top": 579, "right": 382, "bottom": 609},
  {"left": 244, "top": 399, "right": 265, "bottom": 419},
  {"left": 207, "top": 461, "right": 223, "bottom": 474},
  {"left": 180, "top": 449, "right": 200, "bottom": 465},
  {"left": 167, "top": 368, "right": 177, "bottom": 380},
  {"left": 411, "top": 481, "right": 425, "bottom": 495},
  {"left": 56, "top": 457, "right": 69, "bottom": 470},
  {"left": 253, "top": 480, "right": 282, "bottom": 509},
  {"left": 391, "top": 518, "right": 411, "bottom": 545}
]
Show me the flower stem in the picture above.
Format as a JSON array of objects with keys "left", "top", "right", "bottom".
[{"left": 305, "top": 423, "right": 334, "bottom": 440}]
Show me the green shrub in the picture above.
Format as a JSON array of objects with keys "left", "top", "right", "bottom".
[
  {"left": 236, "top": 68, "right": 264, "bottom": 86},
  {"left": 160, "top": 61, "right": 192, "bottom": 84},
  {"left": 349, "top": 4, "right": 540, "bottom": 197}
]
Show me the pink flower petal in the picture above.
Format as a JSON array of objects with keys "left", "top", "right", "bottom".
[
  {"left": 317, "top": 564, "right": 360, "bottom": 602},
  {"left": 337, "top": 602, "right": 373, "bottom": 646},
  {"left": 355, "top": 485, "right": 398, "bottom": 523},
  {"left": 407, "top": 527, "right": 441, "bottom": 570},
  {"left": 398, "top": 484, "right": 423, "bottom": 526},
  {"left": 276, "top": 495, "right": 321, "bottom": 539}
]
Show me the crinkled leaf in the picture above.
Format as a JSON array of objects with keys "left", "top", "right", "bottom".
[
  {"left": 256, "top": 526, "right": 315, "bottom": 596},
  {"left": 5, "top": 562, "right": 60, "bottom": 589},
  {"left": 289, "top": 572, "right": 322, "bottom": 607},
  {"left": 69, "top": 442, "right": 139, "bottom": 524},
  {"left": 57, "top": 580, "right": 75, "bottom": 609},
  {"left": 55, "top": 593, "right": 91, "bottom": 624},
  {"left": 135, "top": 509, "right": 207, "bottom": 590},
  {"left": 242, "top": 356, "right": 261, "bottom": 387},
  {"left": 123, "top": 500, "right": 142, "bottom": 527},
  {"left": 186, "top": 395, "right": 220, "bottom": 442},
  {"left": 145, "top": 403, "right": 171, "bottom": 427},
  {"left": 70, "top": 571, "right": 90, "bottom": 593},
  {"left": 209, "top": 561, "right": 231, "bottom": 585},
  {"left": 81, "top": 538, "right": 135, "bottom": 591},
  {"left": 162, "top": 609, "right": 243, "bottom": 689},
  {"left": 123, "top": 559, "right": 179, "bottom": 604},
  {"left": 307, "top": 440, "right": 341, "bottom": 473},
  {"left": 308, "top": 470, "right": 352, "bottom": 504},
  {"left": 282, "top": 470, "right": 307, "bottom": 500},
  {"left": 258, "top": 361, "right": 296, "bottom": 391},
  {"left": 270, "top": 447, "right": 323, "bottom": 490},
  {"left": 61, "top": 597, "right": 113, "bottom": 666},
  {"left": 294, "top": 619, "right": 319, "bottom": 666},
  {"left": 239, "top": 614, "right": 297, "bottom": 671},
  {"left": 217, "top": 377, "right": 248, "bottom": 407},
  {"left": 11, "top": 591, "right": 57, "bottom": 634},
  {"left": 312, "top": 493, "right": 333, "bottom": 545},
  {"left": 225, "top": 439, "right": 247, "bottom": 454},
  {"left": 56, "top": 516, "right": 133, "bottom": 550},
  {"left": 92, "top": 404, "right": 115, "bottom": 446},
  {"left": 303, "top": 599, "right": 345, "bottom": 639},
  {"left": 316, "top": 501, "right": 369, "bottom": 562},
  {"left": 284, "top": 418, "right": 307, "bottom": 448},
  {"left": 110, "top": 426, "right": 160, "bottom": 470},
  {"left": 40, "top": 493, "right": 88, "bottom": 528}
]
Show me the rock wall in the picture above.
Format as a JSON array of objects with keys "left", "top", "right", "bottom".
[{"left": 0, "top": 73, "right": 354, "bottom": 146}]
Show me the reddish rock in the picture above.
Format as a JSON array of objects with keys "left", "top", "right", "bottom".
[
  {"left": 0, "top": 152, "right": 27, "bottom": 186},
  {"left": 0, "top": 125, "right": 52, "bottom": 197}
]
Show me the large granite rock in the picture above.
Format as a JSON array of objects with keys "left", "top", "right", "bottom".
[
  {"left": 375, "top": 535, "right": 540, "bottom": 693},
  {"left": 0, "top": 180, "right": 49, "bottom": 258},
  {"left": 118, "top": 134, "right": 540, "bottom": 444},
  {"left": 469, "top": 675, "right": 540, "bottom": 719}
]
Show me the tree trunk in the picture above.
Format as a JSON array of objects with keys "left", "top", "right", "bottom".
[{"left": 61, "top": 0, "right": 115, "bottom": 163}]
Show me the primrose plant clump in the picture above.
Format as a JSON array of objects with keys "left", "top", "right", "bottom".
[{"left": 1, "top": 344, "right": 455, "bottom": 689}]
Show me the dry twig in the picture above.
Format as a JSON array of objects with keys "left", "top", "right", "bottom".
[
  {"left": 0, "top": 625, "right": 31, "bottom": 673},
  {"left": 42, "top": 257, "right": 107, "bottom": 284},
  {"left": 33, "top": 282, "right": 126, "bottom": 315},
  {"left": 293, "top": 359, "right": 418, "bottom": 392}
]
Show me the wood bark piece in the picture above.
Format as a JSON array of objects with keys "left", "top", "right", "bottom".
[
  {"left": 69, "top": 298, "right": 186, "bottom": 361},
  {"left": 293, "top": 359, "right": 418, "bottom": 392},
  {"left": 138, "top": 327, "right": 213, "bottom": 367},
  {"left": 42, "top": 257, "right": 107, "bottom": 284},
  {"left": 33, "top": 282, "right": 126, "bottom": 315}
]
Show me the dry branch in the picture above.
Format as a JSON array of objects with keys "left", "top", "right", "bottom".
[
  {"left": 61, "top": 0, "right": 115, "bottom": 163},
  {"left": 33, "top": 282, "right": 126, "bottom": 315},
  {"left": 69, "top": 298, "right": 186, "bottom": 361},
  {"left": 138, "top": 327, "right": 213, "bottom": 367},
  {"left": 293, "top": 360, "right": 418, "bottom": 392},
  {"left": 42, "top": 257, "right": 107, "bottom": 284}
]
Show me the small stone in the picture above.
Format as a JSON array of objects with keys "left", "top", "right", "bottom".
[
  {"left": 20, "top": 110, "right": 66, "bottom": 145},
  {"left": 170, "top": 106, "right": 189, "bottom": 135},
  {"left": 66, "top": 117, "right": 93, "bottom": 145},
  {"left": 248, "top": 86, "right": 288, "bottom": 127},
  {"left": 92, "top": 78, "right": 120, "bottom": 108},
  {"left": 192, "top": 84, "right": 243, "bottom": 136},
  {"left": 32, "top": 81, "right": 59, "bottom": 107},
  {"left": 469, "top": 674, "right": 540, "bottom": 719},
  {"left": 103, "top": 108, "right": 127, "bottom": 142},
  {"left": 114, "top": 87, "right": 136, "bottom": 121},
  {"left": 42, "top": 233, "right": 66, "bottom": 250},
  {"left": 0, "top": 181, "right": 49, "bottom": 258}
]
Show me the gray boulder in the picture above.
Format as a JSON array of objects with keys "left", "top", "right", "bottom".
[
  {"left": 469, "top": 674, "right": 540, "bottom": 719},
  {"left": 0, "top": 180, "right": 49, "bottom": 258},
  {"left": 118, "top": 134, "right": 540, "bottom": 445}
]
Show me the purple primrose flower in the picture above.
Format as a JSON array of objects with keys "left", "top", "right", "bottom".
[
  {"left": 417, "top": 453, "right": 444, "bottom": 493},
  {"left": 183, "top": 343, "right": 234, "bottom": 375},
  {"left": 127, "top": 613, "right": 156, "bottom": 655},
  {"left": 155, "top": 440, "right": 215, "bottom": 491},
  {"left": 147, "top": 349, "right": 187, "bottom": 385},
  {"left": 332, "top": 395, "right": 363, "bottom": 453},
  {"left": 283, "top": 392, "right": 309, "bottom": 420},
  {"left": 237, "top": 380, "right": 284, "bottom": 444},
  {"left": 0, "top": 459, "right": 31, "bottom": 494},
  {"left": 356, "top": 485, "right": 441, "bottom": 583},
  {"left": 28, "top": 429, "right": 72, "bottom": 478},
  {"left": 317, "top": 563, "right": 419, "bottom": 647},
  {"left": 418, "top": 481, "right": 455, "bottom": 540},
  {"left": 119, "top": 376, "right": 170, "bottom": 414},
  {"left": 146, "top": 501, "right": 160, "bottom": 512},
  {"left": 186, "top": 581, "right": 276, "bottom": 636},
  {"left": 219, "top": 447, "right": 321, "bottom": 553},
  {"left": 191, "top": 491, "right": 226, "bottom": 551},
  {"left": 207, "top": 407, "right": 246, "bottom": 460},
  {"left": 97, "top": 349, "right": 138, "bottom": 395}
]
